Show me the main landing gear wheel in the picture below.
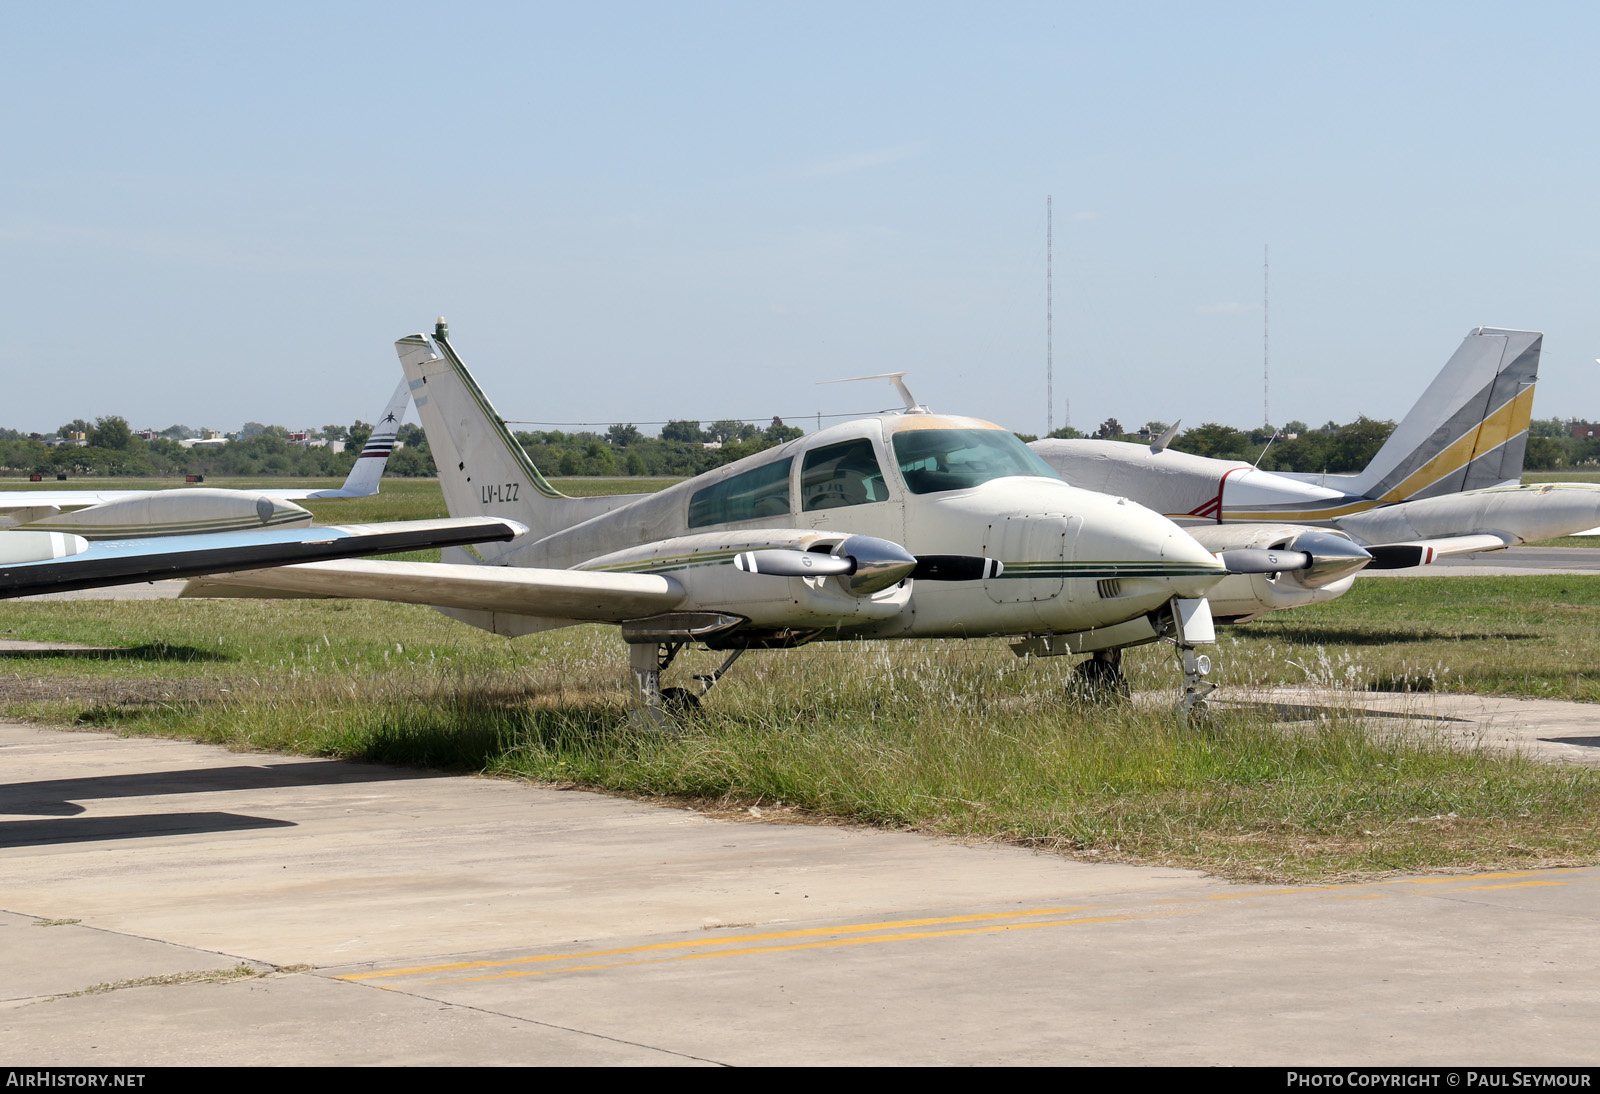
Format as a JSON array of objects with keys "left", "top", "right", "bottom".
[
  {"left": 628, "top": 642, "right": 745, "bottom": 729},
  {"left": 1071, "top": 649, "right": 1130, "bottom": 701},
  {"left": 659, "top": 687, "right": 702, "bottom": 714}
]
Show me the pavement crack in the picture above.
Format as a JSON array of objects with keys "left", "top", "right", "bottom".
[
  {"left": 330, "top": 977, "right": 731, "bottom": 1065},
  {"left": 15, "top": 963, "right": 279, "bottom": 1007}
]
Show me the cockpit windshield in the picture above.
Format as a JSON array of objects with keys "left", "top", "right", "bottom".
[{"left": 891, "top": 428, "right": 1062, "bottom": 495}]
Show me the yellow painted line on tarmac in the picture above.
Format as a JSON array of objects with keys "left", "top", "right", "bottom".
[
  {"left": 410, "top": 911, "right": 1173, "bottom": 988},
  {"left": 1207, "top": 887, "right": 1333, "bottom": 900},
  {"left": 339, "top": 867, "right": 1579, "bottom": 990},
  {"left": 338, "top": 906, "right": 1093, "bottom": 983}
]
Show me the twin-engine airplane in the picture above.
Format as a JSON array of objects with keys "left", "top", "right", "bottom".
[
  {"left": 0, "top": 380, "right": 414, "bottom": 539},
  {"left": 185, "top": 321, "right": 1332, "bottom": 716},
  {"left": 1031, "top": 327, "right": 1600, "bottom": 621}
]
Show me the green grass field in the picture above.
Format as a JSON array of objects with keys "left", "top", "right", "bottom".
[
  {"left": 3, "top": 564, "right": 1599, "bottom": 883},
  {"left": 4, "top": 472, "right": 1599, "bottom": 882},
  {"left": 1525, "top": 472, "right": 1600, "bottom": 483}
]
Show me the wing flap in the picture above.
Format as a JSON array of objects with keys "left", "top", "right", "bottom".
[{"left": 182, "top": 558, "right": 686, "bottom": 622}]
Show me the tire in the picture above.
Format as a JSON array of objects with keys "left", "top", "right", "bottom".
[
  {"left": 659, "top": 687, "right": 702, "bottom": 713},
  {"left": 1070, "top": 657, "right": 1131, "bottom": 701}
]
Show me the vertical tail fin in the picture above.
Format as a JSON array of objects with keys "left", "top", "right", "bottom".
[
  {"left": 397, "top": 322, "right": 580, "bottom": 561},
  {"left": 305, "top": 379, "right": 413, "bottom": 499},
  {"left": 1347, "top": 327, "right": 1541, "bottom": 501}
]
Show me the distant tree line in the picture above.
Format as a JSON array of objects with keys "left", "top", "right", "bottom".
[
  {"left": 9, "top": 409, "right": 1594, "bottom": 480},
  {"left": 513, "top": 417, "right": 804, "bottom": 477},
  {"left": 0, "top": 414, "right": 805, "bottom": 479},
  {"left": 1523, "top": 419, "right": 1600, "bottom": 471}
]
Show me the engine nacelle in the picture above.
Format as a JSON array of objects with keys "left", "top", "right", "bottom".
[
  {"left": 579, "top": 529, "right": 914, "bottom": 630},
  {"left": 1184, "top": 523, "right": 1368, "bottom": 622}
]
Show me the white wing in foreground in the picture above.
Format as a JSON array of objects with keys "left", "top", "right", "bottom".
[
  {"left": 183, "top": 558, "right": 685, "bottom": 621},
  {"left": 0, "top": 518, "right": 525, "bottom": 598}
]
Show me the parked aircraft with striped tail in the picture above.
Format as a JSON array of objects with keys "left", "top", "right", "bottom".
[
  {"left": 0, "top": 380, "right": 413, "bottom": 540},
  {"left": 1031, "top": 327, "right": 1600, "bottom": 621},
  {"left": 184, "top": 320, "right": 1340, "bottom": 715}
]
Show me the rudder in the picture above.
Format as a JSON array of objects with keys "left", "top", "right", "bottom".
[
  {"left": 1347, "top": 327, "right": 1541, "bottom": 502},
  {"left": 397, "top": 320, "right": 634, "bottom": 560}
]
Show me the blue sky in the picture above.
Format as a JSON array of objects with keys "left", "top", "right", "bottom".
[{"left": 4, "top": 2, "right": 1597, "bottom": 438}]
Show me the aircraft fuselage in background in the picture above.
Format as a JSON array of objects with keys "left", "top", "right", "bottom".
[{"left": 1029, "top": 327, "right": 1600, "bottom": 619}]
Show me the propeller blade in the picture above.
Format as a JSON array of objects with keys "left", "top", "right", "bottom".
[
  {"left": 910, "top": 555, "right": 1004, "bottom": 581},
  {"left": 733, "top": 549, "right": 855, "bottom": 577},
  {"left": 1216, "top": 548, "right": 1312, "bottom": 575}
]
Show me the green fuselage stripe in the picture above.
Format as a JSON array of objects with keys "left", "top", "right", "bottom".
[{"left": 581, "top": 555, "right": 1221, "bottom": 580}]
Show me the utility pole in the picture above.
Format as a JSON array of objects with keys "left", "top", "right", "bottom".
[{"left": 1047, "top": 196, "right": 1054, "bottom": 437}]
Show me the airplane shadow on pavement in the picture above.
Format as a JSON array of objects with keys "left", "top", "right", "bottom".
[
  {"left": 0, "top": 811, "right": 295, "bottom": 846},
  {"left": 0, "top": 761, "right": 447, "bottom": 847}
]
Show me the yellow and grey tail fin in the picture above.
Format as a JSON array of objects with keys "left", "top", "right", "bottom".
[
  {"left": 1344, "top": 327, "right": 1541, "bottom": 502},
  {"left": 397, "top": 320, "right": 627, "bottom": 560}
]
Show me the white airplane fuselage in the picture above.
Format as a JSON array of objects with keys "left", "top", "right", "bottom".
[
  {"left": 391, "top": 321, "right": 1229, "bottom": 649},
  {"left": 472, "top": 413, "right": 1226, "bottom": 643}
]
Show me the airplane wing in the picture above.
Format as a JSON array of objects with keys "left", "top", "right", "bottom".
[
  {"left": 0, "top": 491, "right": 137, "bottom": 516},
  {"left": 1361, "top": 533, "right": 1513, "bottom": 569},
  {"left": 181, "top": 558, "right": 685, "bottom": 621},
  {"left": 0, "top": 518, "right": 525, "bottom": 599},
  {"left": 0, "top": 481, "right": 362, "bottom": 518}
]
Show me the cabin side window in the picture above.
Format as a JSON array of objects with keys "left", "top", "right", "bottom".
[
  {"left": 687, "top": 458, "right": 794, "bottom": 527},
  {"left": 801, "top": 439, "right": 887, "bottom": 511}
]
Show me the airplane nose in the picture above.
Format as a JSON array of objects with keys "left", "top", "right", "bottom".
[
  {"left": 1080, "top": 495, "right": 1227, "bottom": 605},
  {"left": 1156, "top": 521, "right": 1228, "bottom": 599}
]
